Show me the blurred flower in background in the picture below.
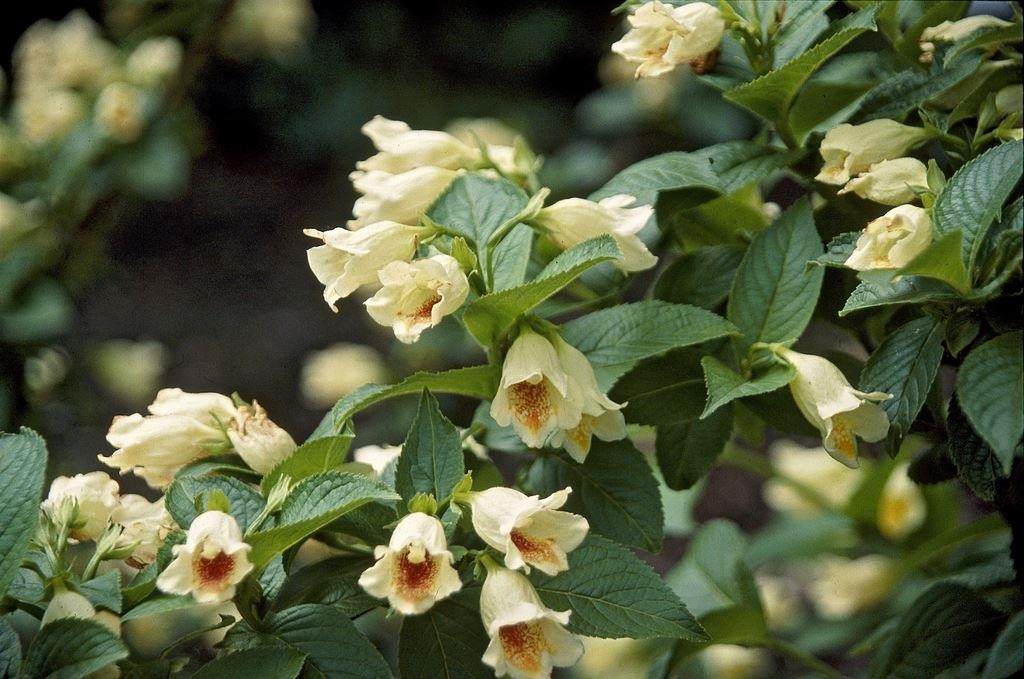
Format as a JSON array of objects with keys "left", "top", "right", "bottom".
[
  {"left": 89, "top": 340, "right": 169, "bottom": 406},
  {"left": 300, "top": 342, "right": 389, "bottom": 408}
]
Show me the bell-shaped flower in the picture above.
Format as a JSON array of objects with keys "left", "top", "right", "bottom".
[
  {"left": 353, "top": 444, "right": 402, "bottom": 477},
  {"left": 469, "top": 487, "right": 588, "bottom": 575},
  {"left": 41, "top": 472, "right": 120, "bottom": 541},
  {"left": 611, "top": 1, "right": 725, "bottom": 79},
  {"left": 816, "top": 120, "right": 930, "bottom": 185},
  {"left": 762, "top": 441, "right": 863, "bottom": 517},
  {"left": 364, "top": 254, "right": 469, "bottom": 343},
  {"left": 348, "top": 166, "right": 459, "bottom": 230},
  {"left": 920, "top": 15, "right": 1013, "bottom": 61},
  {"left": 845, "top": 204, "right": 933, "bottom": 271},
  {"left": 100, "top": 388, "right": 237, "bottom": 489},
  {"left": 550, "top": 411, "right": 627, "bottom": 464},
  {"left": 533, "top": 194, "right": 656, "bottom": 272},
  {"left": 357, "top": 512, "right": 462, "bottom": 615},
  {"left": 807, "top": 555, "right": 895, "bottom": 619},
  {"left": 113, "top": 494, "right": 177, "bottom": 568},
  {"left": 226, "top": 401, "right": 296, "bottom": 474},
  {"left": 356, "top": 115, "right": 480, "bottom": 174},
  {"left": 776, "top": 348, "right": 891, "bottom": 468},
  {"left": 156, "top": 510, "right": 253, "bottom": 604},
  {"left": 479, "top": 566, "right": 584, "bottom": 679},
  {"left": 877, "top": 463, "right": 926, "bottom": 541},
  {"left": 837, "top": 157, "right": 928, "bottom": 206},
  {"left": 304, "top": 221, "right": 425, "bottom": 310}
]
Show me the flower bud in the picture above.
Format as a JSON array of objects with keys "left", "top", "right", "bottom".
[
  {"left": 611, "top": 1, "right": 725, "bottom": 79},
  {"left": 113, "top": 494, "right": 176, "bottom": 567},
  {"left": 156, "top": 510, "right": 254, "bottom": 604},
  {"left": 776, "top": 348, "right": 891, "bottom": 467},
  {"left": 845, "top": 204, "right": 933, "bottom": 271},
  {"left": 807, "top": 555, "right": 895, "bottom": 619},
  {"left": 40, "top": 590, "right": 97, "bottom": 627},
  {"left": 816, "top": 120, "right": 929, "bottom": 186},
  {"left": 226, "top": 401, "right": 297, "bottom": 474},
  {"left": 479, "top": 566, "right": 583, "bottom": 679},
  {"left": 41, "top": 472, "right": 120, "bottom": 541},
  {"left": 94, "top": 81, "right": 146, "bottom": 143},
  {"left": 358, "top": 512, "right": 462, "bottom": 615},
  {"left": 364, "top": 254, "right": 470, "bottom": 343},
  {"left": 877, "top": 463, "right": 926, "bottom": 541},
  {"left": 356, "top": 115, "right": 480, "bottom": 174},
  {"left": 837, "top": 157, "right": 929, "bottom": 206},
  {"left": 532, "top": 194, "right": 656, "bottom": 272},
  {"left": 469, "top": 487, "right": 589, "bottom": 575}
]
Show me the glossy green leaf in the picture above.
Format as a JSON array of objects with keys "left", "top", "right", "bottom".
[
  {"left": 956, "top": 332, "right": 1024, "bottom": 470},
  {"left": 399, "top": 589, "right": 491, "bottom": 679},
  {"left": 22, "top": 618, "right": 129, "bottom": 679},
  {"left": 0, "top": 428, "right": 46, "bottom": 601},
  {"left": 396, "top": 390, "right": 464, "bottom": 504},
  {"left": 701, "top": 357, "right": 795, "bottom": 418},
  {"left": 262, "top": 434, "right": 354, "bottom": 494},
  {"left": 656, "top": 406, "right": 734, "bottom": 491}
]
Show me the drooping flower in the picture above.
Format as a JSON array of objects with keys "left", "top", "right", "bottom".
[
  {"left": 920, "top": 15, "right": 1013, "bottom": 62},
  {"left": 358, "top": 512, "right": 462, "bottom": 615},
  {"left": 479, "top": 566, "right": 584, "bottom": 679},
  {"left": 877, "top": 463, "right": 926, "bottom": 541},
  {"left": 816, "top": 120, "right": 930, "bottom": 185},
  {"left": 356, "top": 115, "right": 480, "bottom": 174},
  {"left": 156, "top": 510, "right": 253, "bottom": 604},
  {"left": 100, "top": 388, "right": 237, "bottom": 489},
  {"left": 845, "top": 204, "right": 933, "bottom": 271},
  {"left": 41, "top": 472, "right": 120, "bottom": 541},
  {"left": 807, "top": 555, "right": 895, "bottom": 619},
  {"left": 756, "top": 573, "right": 802, "bottom": 631},
  {"left": 611, "top": 1, "right": 725, "bottom": 79},
  {"left": 469, "top": 487, "right": 589, "bottom": 575},
  {"left": 94, "top": 81, "right": 146, "bottom": 143},
  {"left": 348, "top": 166, "right": 459, "bottom": 230},
  {"left": 226, "top": 401, "right": 296, "bottom": 474},
  {"left": 776, "top": 348, "right": 891, "bottom": 467},
  {"left": 364, "top": 254, "right": 470, "bottom": 343},
  {"left": 113, "top": 494, "right": 177, "bottom": 568},
  {"left": 762, "top": 441, "right": 863, "bottom": 517},
  {"left": 352, "top": 444, "right": 402, "bottom": 477},
  {"left": 532, "top": 194, "right": 656, "bottom": 272},
  {"left": 125, "top": 37, "right": 183, "bottom": 88},
  {"left": 304, "top": 221, "right": 424, "bottom": 310},
  {"left": 837, "top": 158, "right": 929, "bottom": 206}
]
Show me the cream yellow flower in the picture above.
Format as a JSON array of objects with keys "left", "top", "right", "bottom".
[
  {"left": 816, "top": 120, "right": 930, "bottom": 185},
  {"left": 845, "top": 204, "right": 933, "bottom": 271},
  {"left": 837, "top": 158, "right": 929, "bottom": 206},
  {"left": 611, "top": 1, "right": 725, "bottom": 79},
  {"left": 113, "top": 494, "right": 177, "bottom": 568},
  {"left": 364, "top": 254, "right": 469, "bottom": 343},
  {"left": 13, "top": 10, "right": 115, "bottom": 92},
  {"left": 356, "top": 115, "right": 480, "bottom": 174},
  {"left": 348, "top": 166, "right": 459, "bottom": 230},
  {"left": 156, "top": 511, "right": 253, "bottom": 604},
  {"left": 352, "top": 444, "right": 402, "bottom": 477},
  {"left": 126, "top": 37, "right": 183, "bottom": 88},
  {"left": 920, "top": 15, "right": 1013, "bottom": 62},
  {"left": 877, "top": 463, "right": 926, "bottom": 541},
  {"left": 304, "top": 221, "right": 424, "bottom": 310},
  {"left": 40, "top": 590, "right": 99, "bottom": 627},
  {"left": 480, "top": 566, "right": 584, "bottom": 679},
  {"left": 532, "top": 194, "right": 656, "bottom": 272},
  {"left": 807, "top": 555, "right": 895, "bottom": 619},
  {"left": 15, "top": 88, "right": 84, "bottom": 143},
  {"left": 776, "top": 349, "right": 891, "bottom": 467},
  {"left": 300, "top": 343, "right": 388, "bottom": 407},
  {"left": 700, "top": 644, "right": 770, "bottom": 679},
  {"left": 100, "top": 388, "right": 237, "bottom": 489},
  {"left": 469, "top": 487, "right": 589, "bottom": 575},
  {"left": 756, "top": 573, "right": 802, "bottom": 631},
  {"left": 762, "top": 441, "right": 863, "bottom": 517},
  {"left": 358, "top": 512, "right": 462, "bottom": 615},
  {"left": 94, "top": 81, "right": 146, "bottom": 143},
  {"left": 226, "top": 401, "right": 296, "bottom": 474},
  {"left": 41, "top": 472, "right": 120, "bottom": 541},
  {"left": 221, "top": 0, "right": 316, "bottom": 60}
]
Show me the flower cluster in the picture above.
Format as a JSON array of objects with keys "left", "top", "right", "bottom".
[{"left": 612, "top": 1, "right": 726, "bottom": 78}]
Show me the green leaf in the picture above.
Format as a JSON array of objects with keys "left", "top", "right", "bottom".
[
  {"left": 589, "top": 152, "right": 720, "bottom": 207},
  {"left": 854, "top": 51, "right": 982, "bottom": 122},
  {"left": 982, "top": 610, "right": 1024, "bottom": 679},
  {"left": 701, "top": 357, "right": 795, "bottom": 418},
  {"left": 898, "top": 230, "right": 970, "bottom": 293},
  {"left": 956, "top": 332, "right": 1024, "bottom": 471},
  {"left": 840, "top": 274, "right": 959, "bottom": 316},
  {"left": 462, "top": 236, "right": 620, "bottom": 346},
  {"left": 313, "top": 366, "right": 499, "bottom": 438},
  {"left": 655, "top": 245, "right": 745, "bottom": 310},
  {"left": 426, "top": 174, "right": 527, "bottom": 247},
  {"left": 666, "top": 520, "right": 763, "bottom": 622},
  {"left": 0, "top": 428, "right": 46, "bottom": 601},
  {"left": 772, "top": 1, "right": 833, "bottom": 67},
  {"left": 532, "top": 534, "right": 706, "bottom": 640},
  {"left": 724, "top": 6, "right": 877, "bottom": 124},
  {"left": 656, "top": 406, "right": 734, "bottom": 491},
  {"left": 399, "top": 588, "right": 492, "bottom": 679},
  {"left": 491, "top": 223, "right": 533, "bottom": 291},
  {"left": 261, "top": 434, "right": 354, "bottom": 495},
  {"left": 688, "top": 142, "right": 805, "bottom": 193},
  {"left": 120, "top": 595, "right": 196, "bottom": 622},
  {"left": 948, "top": 397, "right": 1007, "bottom": 503},
  {"left": 727, "top": 199, "right": 824, "bottom": 347},
  {"left": 609, "top": 349, "right": 707, "bottom": 426},
  {"left": 860, "top": 316, "right": 947, "bottom": 453},
  {"left": 872, "top": 583, "right": 1005, "bottom": 679},
  {"left": 561, "top": 301, "right": 738, "bottom": 385},
  {"left": 816, "top": 231, "right": 860, "bottom": 268},
  {"left": 193, "top": 648, "right": 307, "bottom": 679},
  {"left": 526, "top": 440, "right": 664, "bottom": 552},
  {"left": 396, "top": 389, "right": 464, "bottom": 504},
  {"left": 165, "top": 475, "right": 264, "bottom": 531},
  {"left": 79, "top": 571, "right": 122, "bottom": 613},
  {"left": 0, "top": 617, "right": 21, "bottom": 678},
  {"left": 933, "top": 140, "right": 1024, "bottom": 272},
  {"left": 271, "top": 556, "right": 377, "bottom": 615},
  {"left": 22, "top": 617, "right": 129, "bottom": 679}
]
